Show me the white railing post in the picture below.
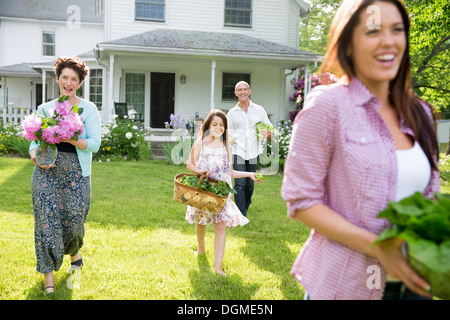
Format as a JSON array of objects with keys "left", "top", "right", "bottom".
[
  {"left": 14, "top": 107, "right": 19, "bottom": 124},
  {"left": 0, "top": 106, "right": 31, "bottom": 125}
]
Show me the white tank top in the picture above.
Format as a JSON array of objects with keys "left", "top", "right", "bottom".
[
  {"left": 395, "top": 141, "right": 431, "bottom": 201},
  {"left": 387, "top": 142, "right": 431, "bottom": 283}
]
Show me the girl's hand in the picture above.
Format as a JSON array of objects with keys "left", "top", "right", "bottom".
[
  {"left": 374, "top": 237, "right": 431, "bottom": 297},
  {"left": 249, "top": 172, "right": 263, "bottom": 183},
  {"left": 197, "top": 170, "right": 210, "bottom": 180},
  {"left": 200, "top": 170, "right": 210, "bottom": 176}
]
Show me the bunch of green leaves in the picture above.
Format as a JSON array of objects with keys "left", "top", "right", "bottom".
[
  {"left": 179, "top": 175, "right": 236, "bottom": 197},
  {"left": 373, "top": 192, "right": 450, "bottom": 299},
  {"left": 179, "top": 175, "right": 198, "bottom": 187},
  {"left": 256, "top": 122, "right": 274, "bottom": 138}
]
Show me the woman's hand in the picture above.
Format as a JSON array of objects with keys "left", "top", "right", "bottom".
[
  {"left": 30, "top": 149, "right": 55, "bottom": 169},
  {"left": 373, "top": 237, "right": 431, "bottom": 297},
  {"left": 61, "top": 138, "right": 87, "bottom": 150}
]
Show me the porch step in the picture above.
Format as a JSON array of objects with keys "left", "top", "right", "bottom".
[
  {"left": 145, "top": 130, "right": 174, "bottom": 160},
  {"left": 149, "top": 140, "right": 169, "bottom": 159}
]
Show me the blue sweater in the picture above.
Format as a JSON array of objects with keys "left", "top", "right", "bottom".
[{"left": 29, "top": 98, "right": 101, "bottom": 177}]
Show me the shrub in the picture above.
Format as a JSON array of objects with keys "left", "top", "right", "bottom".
[
  {"left": 289, "top": 69, "right": 338, "bottom": 121},
  {"left": 94, "top": 116, "right": 152, "bottom": 161},
  {"left": 439, "top": 153, "right": 450, "bottom": 183},
  {"left": 0, "top": 122, "right": 31, "bottom": 158},
  {"left": 259, "top": 120, "right": 293, "bottom": 173}
]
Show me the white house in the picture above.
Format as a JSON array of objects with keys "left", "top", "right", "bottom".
[
  {"left": 0, "top": 0, "right": 104, "bottom": 114},
  {"left": 0, "top": 0, "right": 322, "bottom": 129}
]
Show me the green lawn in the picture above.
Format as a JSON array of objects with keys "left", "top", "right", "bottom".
[{"left": 0, "top": 157, "right": 309, "bottom": 300}]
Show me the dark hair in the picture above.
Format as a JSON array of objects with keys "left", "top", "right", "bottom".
[
  {"left": 53, "top": 56, "right": 89, "bottom": 84},
  {"left": 320, "top": 0, "right": 438, "bottom": 169},
  {"left": 200, "top": 109, "right": 228, "bottom": 147}
]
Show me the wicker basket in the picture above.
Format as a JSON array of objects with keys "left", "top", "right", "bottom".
[{"left": 173, "top": 173, "right": 228, "bottom": 213}]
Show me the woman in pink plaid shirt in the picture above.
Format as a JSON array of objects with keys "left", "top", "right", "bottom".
[{"left": 281, "top": 0, "right": 439, "bottom": 300}]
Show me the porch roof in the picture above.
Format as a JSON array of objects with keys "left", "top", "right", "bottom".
[
  {"left": 0, "top": 62, "right": 41, "bottom": 77},
  {"left": 0, "top": 51, "right": 97, "bottom": 77},
  {"left": 97, "top": 29, "right": 322, "bottom": 64}
]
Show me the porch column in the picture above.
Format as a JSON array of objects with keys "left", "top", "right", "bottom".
[
  {"left": 303, "top": 64, "right": 310, "bottom": 104},
  {"left": 108, "top": 54, "right": 115, "bottom": 122},
  {"left": 210, "top": 60, "right": 216, "bottom": 110},
  {"left": 52, "top": 78, "right": 55, "bottom": 99},
  {"left": 84, "top": 71, "right": 90, "bottom": 101},
  {"left": 42, "top": 71, "right": 46, "bottom": 103}
]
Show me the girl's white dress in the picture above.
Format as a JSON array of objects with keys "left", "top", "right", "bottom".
[{"left": 185, "top": 144, "right": 249, "bottom": 227}]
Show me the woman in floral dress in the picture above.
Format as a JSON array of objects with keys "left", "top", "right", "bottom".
[
  {"left": 185, "top": 109, "right": 262, "bottom": 276},
  {"left": 29, "top": 57, "right": 101, "bottom": 295}
]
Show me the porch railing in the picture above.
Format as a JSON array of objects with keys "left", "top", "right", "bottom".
[{"left": 0, "top": 105, "right": 32, "bottom": 125}]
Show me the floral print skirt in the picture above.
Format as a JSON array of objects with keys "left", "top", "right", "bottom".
[
  {"left": 31, "top": 152, "right": 91, "bottom": 274},
  {"left": 185, "top": 196, "right": 249, "bottom": 227}
]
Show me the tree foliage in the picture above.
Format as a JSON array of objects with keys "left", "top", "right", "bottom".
[
  {"left": 406, "top": 0, "right": 450, "bottom": 116},
  {"left": 298, "top": 0, "right": 341, "bottom": 55},
  {"left": 299, "top": 0, "right": 450, "bottom": 116}
]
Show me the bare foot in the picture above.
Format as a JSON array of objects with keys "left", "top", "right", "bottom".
[
  {"left": 194, "top": 250, "right": 205, "bottom": 256},
  {"left": 215, "top": 269, "right": 227, "bottom": 277}
]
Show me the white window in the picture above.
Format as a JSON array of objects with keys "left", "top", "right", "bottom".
[
  {"left": 222, "top": 72, "right": 251, "bottom": 101},
  {"left": 42, "top": 31, "right": 56, "bottom": 56},
  {"left": 224, "top": 0, "right": 252, "bottom": 28},
  {"left": 125, "top": 73, "right": 145, "bottom": 116},
  {"left": 135, "top": 0, "right": 165, "bottom": 22},
  {"left": 89, "top": 69, "right": 103, "bottom": 110}
]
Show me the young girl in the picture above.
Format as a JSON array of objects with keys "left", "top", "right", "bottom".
[{"left": 185, "top": 109, "right": 262, "bottom": 276}]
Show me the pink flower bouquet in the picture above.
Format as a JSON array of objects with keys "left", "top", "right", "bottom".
[{"left": 22, "top": 96, "right": 84, "bottom": 165}]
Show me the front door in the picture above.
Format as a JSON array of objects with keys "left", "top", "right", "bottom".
[
  {"left": 35, "top": 84, "right": 43, "bottom": 110},
  {"left": 151, "top": 72, "right": 175, "bottom": 128}
]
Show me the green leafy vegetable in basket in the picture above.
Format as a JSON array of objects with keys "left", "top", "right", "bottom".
[
  {"left": 180, "top": 175, "right": 198, "bottom": 187},
  {"left": 372, "top": 191, "right": 450, "bottom": 300},
  {"left": 179, "top": 175, "right": 237, "bottom": 197},
  {"left": 215, "top": 180, "right": 237, "bottom": 197},
  {"left": 256, "top": 122, "right": 274, "bottom": 138}
]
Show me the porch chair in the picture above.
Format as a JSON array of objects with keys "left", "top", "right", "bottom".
[{"left": 114, "top": 102, "right": 127, "bottom": 119}]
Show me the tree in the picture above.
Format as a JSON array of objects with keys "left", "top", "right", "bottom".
[
  {"left": 298, "top": 0, "right": 341, "bottom": 55},
  {"left": 299, "top": 0, "right": 449, "bottom": 111},
  {"left": 406, "top": 0, "right": 450, "bottom": 117},
  {"left": 299, "top": 0, "right": 450, "bottom": 151}
]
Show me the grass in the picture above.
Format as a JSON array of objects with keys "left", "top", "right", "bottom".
[{"left": 0, "top": 157, "right": 309, "bottom": 300}]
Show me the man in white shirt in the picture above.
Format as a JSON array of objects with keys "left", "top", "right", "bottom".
[{"left": 227, "top": 81, "right": 272, "bottom": 216}]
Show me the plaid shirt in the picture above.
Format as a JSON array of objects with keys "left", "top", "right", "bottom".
[{"left": 281, "top": 78, "right": 440, "bottom": 300}]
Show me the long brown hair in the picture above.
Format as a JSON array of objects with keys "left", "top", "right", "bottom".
[
  {"left": 200, "top": 109, "right": 228, "bottom": 147},
  {"left": 320, "top": 0, "right": 438, "bottom": 169}
]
